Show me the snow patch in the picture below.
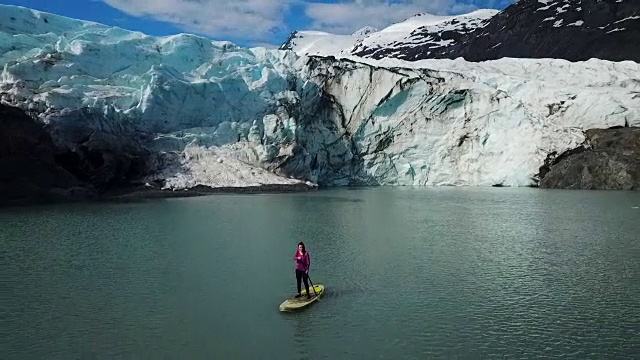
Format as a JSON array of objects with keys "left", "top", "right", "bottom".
[
  {"left": 606, "top": 27, "right": 626, "bottom": 34},
  {"left": 614, "top": 15, "right": 640, "bottom": 24}
]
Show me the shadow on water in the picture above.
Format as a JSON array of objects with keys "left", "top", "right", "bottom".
[
  {"left": 345, "top": 186, "right": 376, "bottom": 191},
  {"left": 307, "top": 195, "right": 365, "bottom": 203}
]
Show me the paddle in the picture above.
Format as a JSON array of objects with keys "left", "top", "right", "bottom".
[{"left": 307, "top": 272, "right": 319, "bottom": 297}]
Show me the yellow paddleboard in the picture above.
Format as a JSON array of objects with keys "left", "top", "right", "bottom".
[{"left": 279, "top": 284, "right": 324, "bottom": 312}]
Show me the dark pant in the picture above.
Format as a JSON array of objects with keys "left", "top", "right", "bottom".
[{"left": 296, "top": 270, "right": 310, "bottom": 295}]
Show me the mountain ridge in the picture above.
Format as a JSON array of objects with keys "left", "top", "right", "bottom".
[{"left": 281, "top": 0, "right": 640, "bottom": 62}]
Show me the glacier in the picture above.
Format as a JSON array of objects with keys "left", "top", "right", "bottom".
[{"left": 1, "top": 4, "right": 639, "bottom": 196}]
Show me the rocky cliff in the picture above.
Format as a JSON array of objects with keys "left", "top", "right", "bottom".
[
  {"left": 540, "top": 127, "right": 640, "bottom": 190},
  {"left": 0, "top": 103, "right": 93, "bottom": 204}
]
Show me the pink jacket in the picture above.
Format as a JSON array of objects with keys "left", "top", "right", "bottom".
[{"left": 294, "top": 251, "right": 310, "bottom": 272}]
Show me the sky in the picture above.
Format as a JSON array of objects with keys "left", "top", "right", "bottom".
[{"left": 1, "top": 0, "right": 516, "bottom": 47}]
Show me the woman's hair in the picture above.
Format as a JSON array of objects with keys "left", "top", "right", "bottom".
[{"left": 297, "top": 241, "right": 306, "bottom": 253}]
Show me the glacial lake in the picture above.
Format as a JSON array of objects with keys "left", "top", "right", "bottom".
[{"left": 2, "top": 187, "right": 639, "bottom": 359}]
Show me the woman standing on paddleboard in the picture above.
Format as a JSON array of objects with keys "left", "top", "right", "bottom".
[{"left": 294, "top": 242, "right": 311, "bottom": 299}]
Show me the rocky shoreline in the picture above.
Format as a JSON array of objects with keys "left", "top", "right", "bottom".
[
  {"left": 2, "top": 182, "right": 319, "bottom": 207},
  {"left": 99, "top": 182, "right": 319, "bottom": 202}
]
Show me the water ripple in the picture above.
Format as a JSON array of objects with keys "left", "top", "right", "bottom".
[{"left": 2, "top": 188, "right": 639, "bottom": 359}]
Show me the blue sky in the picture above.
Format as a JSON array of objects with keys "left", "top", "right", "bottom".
[{"left": 2, "top": 0, "right": 515, "bottom": 47}]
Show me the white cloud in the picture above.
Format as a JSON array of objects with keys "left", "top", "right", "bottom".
[
  {"left": 305, "top": 0, "right": 482, "bottom": 35},
  {"left": 101, "top": 0, "right": 295, "bottom": 42},
  {"left": 101, "top": 0, "right": 512, "bottom": 44}
]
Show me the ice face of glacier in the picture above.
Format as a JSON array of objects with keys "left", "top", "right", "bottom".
[
  {"left": 274, "top": 56, "right": 640, "bottom": 187},
  {"left": 1, "top": 4, "right": 639, "bottom": 192}
]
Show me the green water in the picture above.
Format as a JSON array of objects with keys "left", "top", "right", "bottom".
[{"left": 2, "top": 187, "right": 639, "bottom": 359}]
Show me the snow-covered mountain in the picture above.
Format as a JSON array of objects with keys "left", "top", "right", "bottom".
[
  {"left": 350, "top": 10, "right": 497, "bottom": 60},
  {"left": 279, "top": 29, "right": 371, "bottom": 58},
  {"left": 283, "top": 0, "right": 640, "bottom": 63},
  {"left": 280, "top": 10, "right": 498, "bottom": 60},
  {"left": 0, "top": 4, "right": 639, "bottom": 204}
]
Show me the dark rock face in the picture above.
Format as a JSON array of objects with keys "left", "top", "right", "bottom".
[
  {"left": 441, "top": 0, "right": 640, "bottom": 63},
  {"left": 0, "top": 104, "right": 94, "bottom": 205},
  {"left": 0, "top": 104, "right": 163, "bottom": 205},
  {"left": 539, "top": 127, "right": 640, "bottom": 190},
  {"left": 42, "top": 107, "right": 161, "bottom": 193},
  {"left": 279, "top": 30, "right": 299, "bottom": 51}
]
